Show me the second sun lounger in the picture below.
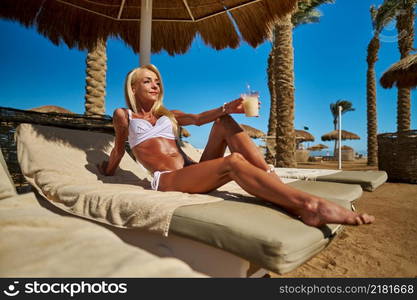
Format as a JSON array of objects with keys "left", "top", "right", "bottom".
[{"left": 275, "top": 168, "right": 388, "bottom": 192}]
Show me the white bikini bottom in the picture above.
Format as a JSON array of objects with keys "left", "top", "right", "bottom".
[{"left": 151, "top": 170, "right": 172, "bottom": 191}]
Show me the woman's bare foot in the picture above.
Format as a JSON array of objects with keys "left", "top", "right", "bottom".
[{"left": 296, "top": 196, "right": 375, "bottom": 227}]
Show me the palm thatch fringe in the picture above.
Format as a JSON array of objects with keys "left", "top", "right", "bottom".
[{"left": 0, "top": 0, "right": 297, "bottom": 54}]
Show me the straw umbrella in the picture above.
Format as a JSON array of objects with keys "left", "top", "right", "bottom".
[
  {"left": 322, "top": 129, "right": 359, "bottom": 168},
  {"left": 321, "top": 130, "right": 360, "bottom": 141},
  {"left": 295, "top": 129, "right": 314, "bottom": 141},
  {"left": 179, "top": 126, "right": 191, "bottom": 138},
  {"left": 1, "top": 0, "right": 297, "bottom": 118},
  {"left": 307, "top": 143, "right": 328, "bottom": 151},
  {"left": 321, "top": 130, "right": 360, "bottom": 155},
  {"left": 240, "top": 124, "right": 265, "bottom": 139},
  {"left": 262, "top": 129, "right": 313, "bottom": 159},
  {"left": 0, "top": 0, "right": 297, "bottom": 65},
  {"left": 295, "top": 129, "right": 314, "bottom": 149},
  {"left": 178, "top": 126, "right": 191, "bottom": 146},
  {"left": 380, "top": 53, "right": 417, "bottom": 89}
]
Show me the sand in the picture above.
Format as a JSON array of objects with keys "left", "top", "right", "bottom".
[{"left": 272, "top": 159, "right": 417, "bottom": 278}]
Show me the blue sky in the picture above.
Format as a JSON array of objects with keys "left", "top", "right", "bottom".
[{"left": 0, "top": 0, "right": 416, "bottom": 152}]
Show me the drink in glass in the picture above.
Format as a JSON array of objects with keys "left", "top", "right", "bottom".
[{"left": 241, "top": 92, "right": 259, "bottom": 117}]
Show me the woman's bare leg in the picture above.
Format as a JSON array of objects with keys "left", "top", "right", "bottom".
[
  {"left": 200, "top": 115, "right": 270, "bottom": 171},
  {"left": 159, "top": 153, "right": 375, "bottom": 227}
]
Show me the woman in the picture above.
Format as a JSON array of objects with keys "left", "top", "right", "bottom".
[{"left": 98, "top": 64, "right": 374, "bottom": 227}]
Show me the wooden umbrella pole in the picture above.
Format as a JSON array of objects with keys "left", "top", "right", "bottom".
[{"left": 140, "top": 0, "right": 153, "bottom": 66}]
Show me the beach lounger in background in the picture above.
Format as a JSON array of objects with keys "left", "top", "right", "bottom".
[
  {"left": 14, "top": 124, "right": 359, "bottom": 277},
  {"left": 275, "top": 168, "right": 388, "bottom": 192},
  {"left": 181, "top": 142, "right": 385, "bottom": 193},
  {"left": 181, "top": 142, "right": 363, "bottom": 202},
  {"left": 284, "top": 179, "right": 362, "bottom": 203},
  {"left": 0, "top": 148, "right": 205, "bottom": 278}
]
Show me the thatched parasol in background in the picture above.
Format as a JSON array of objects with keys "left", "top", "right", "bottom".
[
  {"left": 321, "top": 130, "right": 360, "bottom": 141},
  {"left": 29, "top": 105, "right": 74, "bottom": 114},
  {"left": 307, "top": 143, "right": 328, "bottom": 151},
  {"left": 0, "top": 0, "right": 297, "bottom": 61},
  {"left": 240, "top": 124, "right": 265, "bottom": 139},
  {"left": 179, "top": 126, "right": 191, "bottom": 138},
  {"left": 380, "top": 53, "right": 417, "bottom": 89},
  {"left": 295, "top": 129, "right": 314, "bottom": 150},
  {"left": 295, "top": 129, "right": 314, "bottom": 142}
]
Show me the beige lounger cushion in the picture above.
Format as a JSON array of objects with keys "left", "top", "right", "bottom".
[
  {"left": 317, "top": 170, "right": 388, "bottom": 192},
  {"left": 0, "top": 193, "right": 205, "bottom": 277},
  {"left": 287, "top": 180, "right": 362, "bottom": 202},
  {"left": 171, "top": 192, "right": 348, "bottom": 274},
  {"left": 275, "top": 168, "right": 387, "bottom": 192}
]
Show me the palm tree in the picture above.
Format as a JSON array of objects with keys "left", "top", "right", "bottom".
[
  {"left": 84, "top": 39, "right": 107, "bottom": 116},
  {"left": 265, "top": 47, "right": 277, "bottom": 164},
  {"left": 395, "top": 0, "right": 416, "bottom": 132},
  {"left": 266, "top": 0, "right": 334, "bottom": 167},
  {"left": 366, "top": 0, "right": 414, "bottom": 165},
  {"left": 366, "top": 6, "right": 381, "bottom": 166},
  {"left": 267, "top": 15, "right": 296, "bottom": 167},
  {"left": 330, "top": 100, "right": 355, "bottom": 157}
]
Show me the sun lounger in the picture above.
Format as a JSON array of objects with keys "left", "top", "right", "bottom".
[
  {"left": 275, "top": 168, "right": 388, "bottom": 192},
  {"left": 0, "top": 148, "right": 204, "bottom": 278},
  {"left": 14, "top": 124, "right": 360, "bottom": 276}
]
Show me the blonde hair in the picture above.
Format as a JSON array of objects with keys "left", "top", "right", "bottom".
[{"left": 124, "top": 64, "right": 178, "bottom": 136}]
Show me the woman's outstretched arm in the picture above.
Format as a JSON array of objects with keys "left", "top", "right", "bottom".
[
  {"left": 97, "top": 108, "right": 128, "bottom": 175},
  {"left": 172, "top": 98, "right": 247, "bottom": 126}
]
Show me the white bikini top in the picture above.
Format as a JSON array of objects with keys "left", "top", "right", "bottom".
[{"left": 127, "top": 109, "right": 176, "bottom": 149}]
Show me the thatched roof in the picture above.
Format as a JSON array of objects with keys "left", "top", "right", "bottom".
[
  {"left": 0, "top": 0, "right": 297, "bottom": 55},
  {"left": 307, "top": 143, "right": 328, "bottom": 151},
  {"left": 295, "top": 129, "right": 314, "bottom": 142},
  {"left": 341, "top": 145, "right": 353, "bottom": 151},
  {"left": 240, "top": 124, "right": 265, "bottom": 139},
  {"left": 321, "top": 130, "right": 360, "bottom": 141},
  {"left": 29, "top": 105, "right": 74, "bottom": 114},
  {"left": 380, "top": 53, "right": 417, "bottom": 89}
]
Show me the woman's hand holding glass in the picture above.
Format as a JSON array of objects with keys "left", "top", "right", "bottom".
[{"left": 223, "top": 96, "right": 260, "bottom": 116}]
